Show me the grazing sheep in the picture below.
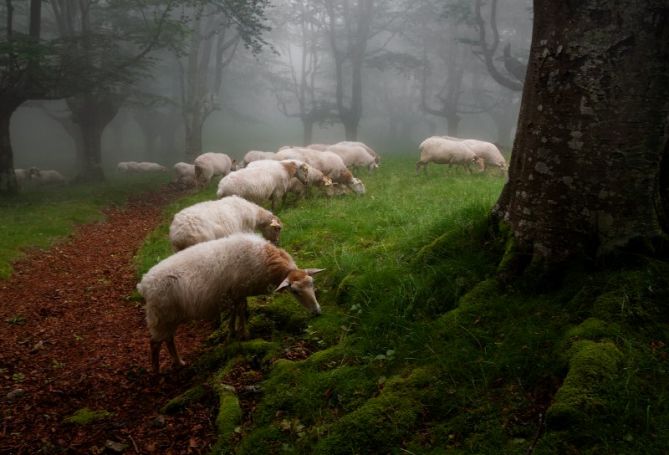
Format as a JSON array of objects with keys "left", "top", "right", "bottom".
[
  {"left": 137, "top": 233, "right": 324, "bottom": 373},
  {"left": 324, "top": 177, "right": 366, "bottom": 197},
  {"left": 275, "top": 148, "right": 365, "bottom": 194},
  {"left": 137, "top": 162, "right": 168, "bottom": 172},
  {"left": 335, "top": 141, "right": 380, "bottom": 164},
  {"left": 325, "top": 142, "right": 379, "bottom": 173},
  {"left": 216, "top": 159, "right": 309, "bottom": 211},
  {"left": 28, "top": 168, "right": 66, "bottom": 185},
  {"left": 243, "top": 150, "right": 277, "bottom": 167},
  {"left": 461, "top": 139, "right": 507, "bottom": 174},
  {"left": 14, "top": 169, "right": 28, "bottom": 186},
  {"left": 287, "top": 166, "right": 333, "bottom": 198},
  {"left": 169, "top": 196, "right": 282, "bottom": 251},
  {"left": 306, "top": 143, "right": 329, "bottom": 151},
  {"left": 117, "top": 161, "right": 135, "bottom": 172},
  {"left": 173, "top": 162, "right": 197, "bottom": 187},
  {"left": 194, "top": 152, "right": 233, "bottom": 186},
  {"left": 416, "top": 136, "right": 484, "bottom": 175}
]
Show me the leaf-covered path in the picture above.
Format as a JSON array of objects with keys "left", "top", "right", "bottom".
[{"left": 0, "top": 188, "right": 217, "bottom": 454}]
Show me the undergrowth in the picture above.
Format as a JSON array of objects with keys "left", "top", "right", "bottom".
[
  {"left": 0, "top": 173, "right": 170, "bottom": 279},
  {"left": 135, "top": 156, "right": 669, "bottom": 454}
]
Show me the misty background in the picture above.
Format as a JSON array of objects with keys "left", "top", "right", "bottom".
[{"left": 6, "top": 0, "right": 532, "bottom": 177}]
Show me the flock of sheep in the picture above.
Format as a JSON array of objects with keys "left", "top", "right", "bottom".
[
  {"left": 13, "top": 167, "right": 67, "bottom": 186},
  {"left": 128, "top": 136, "right": 506, "bottom": 373},
  {"left": 135, "top": 140, "right": 378, "bottom": 373}
]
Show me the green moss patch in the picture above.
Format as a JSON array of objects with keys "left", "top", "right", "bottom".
[{"left": 63, "top": 408, "right": 114, "bottom": 425}]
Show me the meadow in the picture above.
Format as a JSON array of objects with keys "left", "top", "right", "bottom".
[
  {"left": 2, "top": 157, "right": 667, "bottom": 453},
  {"left": 136, "top": 156, "right": 669, "bottom": 454}
]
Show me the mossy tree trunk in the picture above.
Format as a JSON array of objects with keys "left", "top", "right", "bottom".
[
  {"left": 0, "top": 102, "right": 22, "bottom": 195},
  {"left": 493, "top": 0, "right": 669, "bottom": 270}
]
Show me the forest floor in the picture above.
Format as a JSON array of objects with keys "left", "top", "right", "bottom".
[{"left": 0, "top": 186, "right": 218, "bottom": 454}]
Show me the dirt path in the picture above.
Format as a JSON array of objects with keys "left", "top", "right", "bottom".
[{"left": 0, "top": 188, "right": 217, "bottom": 454}]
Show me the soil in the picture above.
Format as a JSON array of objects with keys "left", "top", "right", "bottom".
[{"left": 0, "top": 187, "right": 218, "bottom": 454}]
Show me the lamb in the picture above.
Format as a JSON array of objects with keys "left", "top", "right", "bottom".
[
  {"left": 416, "top": 136, "right": 484, "bottom": 175},
  {"left": 243, "top": 150, "right": 277, "bottom": 166},
  {"left": 460, "top": 139, "right": 507, "bottom": 174},
  {"left": 275, "top": 148, "right": 366, "bottom": 194},
  {"left": 173, "top": 162, "right": 197, "bottom": 187},
  {"left": 169, "top": 196, "right": 282, "bottom": 251},
  {"left": 137, "top": 233, "right": 324, "bottom": 373},
  {"left": 325, "top": 142, "right": 379, "bottom": 173},
  {"left": 28, "top": 167, "right": 66, "bottom": 185},
  {"left": 216, "top": 159, "right": 309, "bottom": 211},
  {"left": 194, "top": 152, "right": 233, "bottom": 186}
]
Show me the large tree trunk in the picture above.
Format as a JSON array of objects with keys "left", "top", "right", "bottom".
[
  {"left": 302, "top": 118, "right": 314, "bottom": 146},
  {"left": 493, "top": 0, "right": 669, "bottom": 269},
  {"left": 0, "top": 105, "right": 20, "bottom": 195},
  {"left": 344, "top": 120, "right": 358, "bottom": 141},
  {"left": 184, "top": 112, "right": 204, "bottom": 161},
  {"left": 446, "top": 113, "right": 460, "bottom": 137}
]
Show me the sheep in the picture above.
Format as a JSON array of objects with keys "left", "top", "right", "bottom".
[
  {"left": 335, "top": 141, "right": 380, "bottom": 164},
  {"left": 243, "top": 150, "right": 277, "bottom": 167},
  {"left": 325, "top": 142, "right": 379, "bottom": 173},
  {"left": 194, "top": 152, "right": 233, "bottom": 186},
  {"left": 169, "top": 196, "right": 282, "bottom": 251},
  {"left": 216, "top": 159, "right": 309, "bottom": 211},
  {"left": 416, "top": 136, "right": 484, "bottom": 175},
  {"left": 28, "top": 167, "right": 67, "bottom": 185},
  {"left": 14, "top": 168, "right": 28, "bottom": 186},
  {"left": 306, "top": 143, "right": 329, "bottom": 151},
  {"left": 461, "top": 139, "right": 507, "bottom": 174},
  {"left": 287, "top": 165, "right": 333, "bottom": 198},
  {"left": 275, "top": 148, "right": 365, "bottom": 194},
  {"left": 173, "top": 162, "right": 197, "bottom": 188},
  {"left": 137, "top": 233, "right": 324, "bottom": 373},
  {"left": 117, "top": 161, "right": 136, "bottom": 172},
  {"left": 324, "top": 177, "right": 366, "bottom": 197},
  {"left": 137, "top": 162, "right": 168, "bottom": 172}
]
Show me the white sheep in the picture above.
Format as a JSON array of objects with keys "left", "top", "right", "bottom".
[
  {"left": 275, "top": 148, "right": 365, "bottom": 194},
  {"left": 173, "top": 162, "right": 197, "bottom": 187},
  {"left": 137, "top": 162, "right": 168, "bottom": 172},
  {"left": 416, "top": 136, "right": 484, "bottom": 175},
  {"left": 306, "top": 143, "right": 330, "bottom": 151},
  {"left": 243, "top": 150, "right": 277, "bottom": 166},
  {"left": 194, "top": 152, "right": 233, "bottom": 186},
  {"left": 335, "top": 141, "right": 380, "bottom": 164},
  {"left": 117, "top": 161, "right": 136, "bottom": 172},
  {"left": 28, "top": 167, "right": 67, "bottom": 185},
  {"left": 286, "top": 165, "right": 333, "bottom": 197},
  {"left": 137, "top": 233, "right": 324, "bottom": 373},
  {"left": 461, "top": 139, "right": 507, "bottom": 174},
  {"left": 14, "top": 168, "right": 28, "bottom": 186},
  {"left": 325, "top": 142, "right": 379, "bottom": 173},
  {"left": 169, "top": 196, "right": 282, "bottom": 251},
  {"left": 216, "top": 159, "right": 309, "bottom": 211}
]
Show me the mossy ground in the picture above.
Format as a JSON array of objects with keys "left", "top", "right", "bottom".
[{"left": 136, "top": 156, "right": 669, "bottom": 454}]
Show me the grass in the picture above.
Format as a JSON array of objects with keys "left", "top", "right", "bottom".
[
  {"left": 0, "top": 173, "right": 170, "bottom": 279},
  {"left": 134, "top": 156, "right": 669, "bottom": 454}
]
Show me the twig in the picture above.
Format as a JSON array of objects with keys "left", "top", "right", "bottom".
[
  {"left": 128, "top": 434, "right": 140, "bottom": 454},
  {"left": 526, "top": 412, "right": 546, "bottom": 455}
]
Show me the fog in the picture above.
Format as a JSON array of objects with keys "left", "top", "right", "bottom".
[{"left": 4, "top": 0, "right": 532, "bottom": 180}]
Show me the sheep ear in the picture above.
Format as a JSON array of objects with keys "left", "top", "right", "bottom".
[
  {"left": 275, "top": 278, "right": 291, "bottom": 292},
  {"left": 305, "top": 268, "right": 325, "bottom": 276}
]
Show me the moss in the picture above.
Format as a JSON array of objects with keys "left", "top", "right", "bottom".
[
  {"left": 547, "top": 340, "right": 623, "bottom": 429},
  {"left": 236, "top": 426, "right": 286, "bottom": 455},
  {"left": 457, "top": 278, "right": 500, "bottom": 309},
  {"left": 564, "top": 317, "right": 619, "bottom": 342},
  {"left": 250, "top": 296, "right": 311, "bottom": 335},
  {"left": 63, "top": 408, "right": 113, "bottom": 425},
  {"left": 195, "top": 339, "right": 280, "bottom": 373},
  {"left": 160, "top": 384, "right": 209, "bottom": 414},
  {"left": 209, "top": 385, "right": 242, "bottom": 455},
  {"left": 314, "top": 369, "right": 434, "bottom": 454},
  {"left": 305, "top": 344, "right": 353, "bottom": 370}
]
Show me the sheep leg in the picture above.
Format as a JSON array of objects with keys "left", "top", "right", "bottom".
[
  {"left": 166, "top": 337, "right": 186, "bottom": 368},
  {"left": 150, "top": 339, "right": 162, "bottom": 374},
  {"left": 415, "top": 161, "right": 424, "bottom": 175}
]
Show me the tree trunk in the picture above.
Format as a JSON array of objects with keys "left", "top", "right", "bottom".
[
  {"left": 344, "top": 120, "right": 358, "bottom": 141},
  {"left": 446, "top": 113, "right": 460, "bottom": 137},
  {"left": 493, "top": 0, "right": 669, "bottom": 269},
  {"left": 78, "top": 120, "right": 105, "bottom": 182},
  {"left": 302, "top": 119, "right": 314, "bottom": 146},
  {"left": 185, "top": 112, "right": 204, "bottom": 161},
  {"left": 0, "top": 106, "right": 19, "bottom": 195}
]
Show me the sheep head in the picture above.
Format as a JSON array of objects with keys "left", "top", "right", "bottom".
[{"left": 275, "top": 268, "right": 325, "bottom": 315}]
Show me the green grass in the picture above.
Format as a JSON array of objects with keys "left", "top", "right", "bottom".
[
  {"left": 0, "top": 173, "right": 170, "bottom": 279},
  {"left": 135, "top": 156, "right": 669, "bottom": 454}
]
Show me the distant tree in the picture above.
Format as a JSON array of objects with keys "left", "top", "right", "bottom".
[
  {"left": 174, "top": 1, "right": 270, "bottom": 159},
  {"left": 493, "top": 0, "right": 669, "bottom": 273},
  {"left": 266, "top": 0, "right": 338, "bottom": 145},
  {"left": 0, "top": 0, "right": 59, "bottom": 194}
]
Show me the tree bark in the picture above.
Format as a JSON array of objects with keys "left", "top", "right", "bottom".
[
  {"left": 493, "top": 0, "right": 669, "bottom": 268},
  {"left": 0, "top": 105, "right": 20, "bottom": 194},
  {"left": 302, "top": 118, "right": 314, "bottom": 146}
]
